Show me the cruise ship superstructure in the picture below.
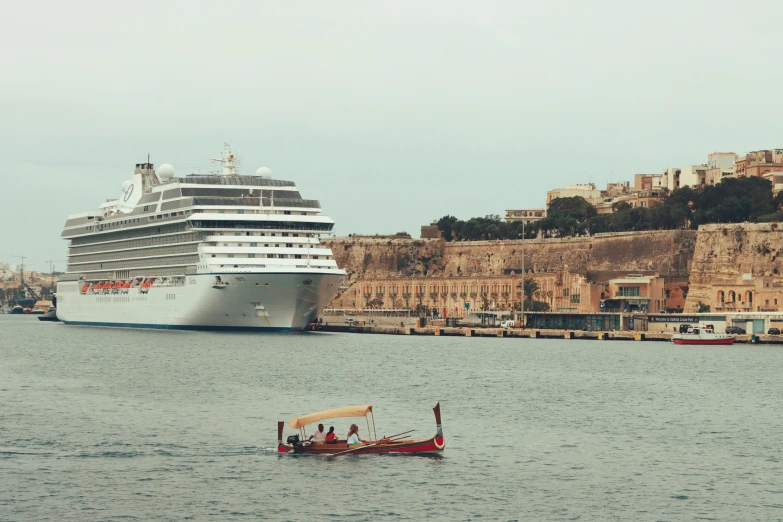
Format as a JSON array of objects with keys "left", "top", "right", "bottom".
[{"left": 56, "top": 145, "right": 345, "bottom": 331}]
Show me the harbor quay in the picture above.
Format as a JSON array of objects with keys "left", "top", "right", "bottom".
[
  {"left": 316, "top": 323, "right": 783, "bottom": 344},
  {"left": 319, "top": 310, "right": 783, "bottom": 344}
]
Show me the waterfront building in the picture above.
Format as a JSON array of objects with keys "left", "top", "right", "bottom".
[
  {"left": 335, "top": 270, "right": 679, "bottom": 317},
  {"left": 600, "top": 274, "right": 666, "bottom": 313},
  {"left": 504, "top": 209, "right": 546, "bottom": 224}
]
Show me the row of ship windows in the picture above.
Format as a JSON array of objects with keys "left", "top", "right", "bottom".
[
  {"left": 70, "top": 233, "right": 200, "bottom": 255},
  {"left": 71, "top": 221, "right": 330, "bottom": 246},
  {"left": 69, "top": 255, "right": 200, "bottom": 272},
  {"left": 209, "top": 254, "right": 330, "bottom": 259},
  {"left": 216, "top": 231, "right": 315, "bottom": 238},
  {"left": 216, "top": 243, "right": 312, "bottom": 248},
  {"left": 70, "top": 244, "right": 198, "bottom": 264},
  {"left": 202, "top": 209, "right": 311, "bottom": 216},
  {"left": 82, "top": 211, "right": 188, "bottom": 231},
  {"left": 69, "top": 267, "right": 197, "bottom": 281},
  {"left": 72, "top": 224, "right": 189, "bottom": 245}
]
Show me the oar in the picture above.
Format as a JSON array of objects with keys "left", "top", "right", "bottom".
[{"left": 328, "top": 430, "right": 414, "bottom": 458}]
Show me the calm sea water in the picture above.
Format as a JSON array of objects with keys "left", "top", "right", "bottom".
[{"left": 1, "top": 315, "right": 782, "bottom": 521}]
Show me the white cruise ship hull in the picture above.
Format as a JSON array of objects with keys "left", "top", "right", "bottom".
[{"left": 56, "top": 271, "right": 343, "bottom": 331}]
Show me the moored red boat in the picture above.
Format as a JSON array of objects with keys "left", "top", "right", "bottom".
[
  {"left": 277, "top": 403, "right": 444, "bottom": 456},
  {"left": 672, "top": 324, "right": 735, "bottom": 345}
]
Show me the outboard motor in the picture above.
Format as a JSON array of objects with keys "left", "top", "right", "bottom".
[{"left": 286, "top": 434, "right": 300, "bottom": 446}]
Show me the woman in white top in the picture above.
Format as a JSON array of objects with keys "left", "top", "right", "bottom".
[{"left": 346, "top": 424, "right": 362, "bottom": 446}]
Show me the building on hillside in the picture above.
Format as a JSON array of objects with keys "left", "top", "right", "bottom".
[
  {"left": 592, "top": 190, "right": 665, "bottom": 214},
  {"left": 605, "top": 181, "right": 631, "bottom": 197},
  {"left": 706, "top": 152, "right": 737, "bottom": 185},
  {"left": 420, "top": 221, "right": 443, "bottom": 239},
  {"left": 762, "top": 171, "right": 783, "bottom": 194},
  {"left": 735, "top": 149, "right": 783, "bottom": 178},
  {"left": 633, "top": 174, "right": 665, "bottom": 192},
  {"left": 663, "top": 166, "right": 708, "bottom": 190},
  {"left": 546, "top": 184, "right": 602, "bottom": 207},
  {"left": 504, "top": 209, "right": 546, "bottom": 224}
]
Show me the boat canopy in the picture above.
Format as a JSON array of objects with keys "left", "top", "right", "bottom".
[{"left": 288, "top": 405, "right": 372, "bottom": 429}]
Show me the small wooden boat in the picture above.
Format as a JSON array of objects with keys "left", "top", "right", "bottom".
[
  {"left": 277, "top": 403, "right": 444, "bottom": 456},
  {"left": 672, "top": 324, "right": 734, "bottom": 345}
]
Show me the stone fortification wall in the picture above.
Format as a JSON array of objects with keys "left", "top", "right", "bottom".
[
  {"left": 684, "top": 223, "right": 783, "bottom": 312},
  {"left": 323, "top": 230, "right": 697, "bottom": 308},
  {"left": 325, "top": 230, "right": 695, "bottom": 281}
]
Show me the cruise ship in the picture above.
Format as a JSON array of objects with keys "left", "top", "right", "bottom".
[{"left": 56, "top": 145, "right": 345, "bottom": 331}]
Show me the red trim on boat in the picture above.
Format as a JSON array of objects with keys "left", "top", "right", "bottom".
[{"left": 672, "top": 338, "right": 734, "bottom": 345}]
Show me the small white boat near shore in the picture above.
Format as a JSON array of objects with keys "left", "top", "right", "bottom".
[{"left": 672, "top": 324, "right": 734, "bottom": 345}]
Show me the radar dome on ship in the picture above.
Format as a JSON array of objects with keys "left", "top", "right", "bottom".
[
  {"left": 158, "top": 164, "right": 176, "bottom": 180},
  {"left": 256, "top": 167, "right": 272, "bottom": 179}
]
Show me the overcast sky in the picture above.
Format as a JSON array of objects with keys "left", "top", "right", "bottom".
[{"left": 2, "top": 0, "right": 782, "bottom": 271}]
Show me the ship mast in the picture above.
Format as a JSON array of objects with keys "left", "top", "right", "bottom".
[{"left": 211, "top": 143, "right": 240, "bottom": 176}]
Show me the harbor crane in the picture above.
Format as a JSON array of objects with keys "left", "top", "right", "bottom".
[{"left": 12, "top": 255, "right": 42, "bottom": 303}]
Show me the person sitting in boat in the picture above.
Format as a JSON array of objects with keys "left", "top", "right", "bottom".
[
  {"left": 346, "top": 424, "right": 362, "bottom": 446},
  {"left": 325, "top": 426, "right": 338, "bottom": 444},
  {"left": 308, "top": 424, "right": 327, "bottom": 443}
]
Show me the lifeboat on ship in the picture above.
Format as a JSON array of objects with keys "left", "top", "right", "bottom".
[
  {"left": 672, "top": 324, "right": 734, "bottom": 345},
  {"left": 93, "top": 282, "right": 104, "bottom": 291},
  {"left": 277, "top": 403, "right": 444, "bottom": 456},
  {"left": 81, "top": 284, "right": 90, "bottom": 294}
]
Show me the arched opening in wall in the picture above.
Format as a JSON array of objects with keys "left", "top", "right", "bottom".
[
  {"left": 717, "top": 290, "right": 725, "bottom": 303},
  {"left": 746, "top": 291, "right": 753, "bottom": 304},
  {"left": 729, "top": 290, "right": 736, "bottom": 303}
]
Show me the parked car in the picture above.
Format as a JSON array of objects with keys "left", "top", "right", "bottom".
[
  {"left": 500, "top": 320, "right": 516, "bottom": 329},
  {"left": 768, "top": 327, "right": 781, "bottom": 335},
  {"left": 725, "top": 326, "right": 746, "bottom": 335}
]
